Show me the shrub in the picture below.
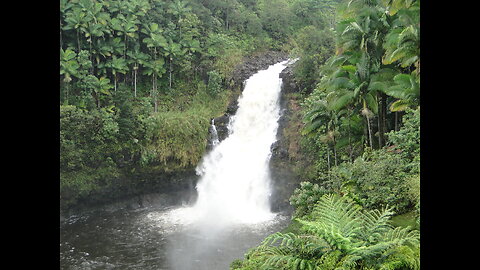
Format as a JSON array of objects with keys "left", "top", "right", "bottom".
[
  {"left": 139, "top": 109, "right": 210, "bottom": 170},
  {"left": 387, "top": 107, "right": 420, "bottom": 170},
  {"left": 289, "top": 181, "right": 329, "bottom": 218},
  {"left": 60, "top": 105, "right": 119, "bottom": 171},
  {"left": 207, "top": 70, "right": 223, "bottom": 96},
  {"left": 347, "top": 149, "right": 414, "bottom": 213},
  {"left": 295, "top": 149, "right": 416, "bottom": 215}
]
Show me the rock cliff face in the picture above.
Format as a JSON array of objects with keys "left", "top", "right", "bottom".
[{"left": 269, "top": 62, "right": 302, "bottom": 213}]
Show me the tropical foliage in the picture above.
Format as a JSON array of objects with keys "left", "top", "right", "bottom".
[
  {"left": 232, "top": 0, "right": 420, "bottom": 268},
  {"left": 60, "top": 1, "right": 420, "bottom": 267},
  {"left": 59, "top": 0, "right": 346, "bottom": 209},
  {"left": 301, "top": 0, "right": 420, "bottom": 160},
  {"left": 233, "top": 194, "right": 420, "bottom": 270}
]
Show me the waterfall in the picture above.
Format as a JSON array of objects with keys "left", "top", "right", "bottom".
[
  {"left": 191, "top": 60, "right": 289, "bottom": 226},
  {"left": 209, "top": 119, "right": 220, "bottom": 147}
]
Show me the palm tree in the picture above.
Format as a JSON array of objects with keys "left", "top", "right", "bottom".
[
  {"left": 127, "top": 46, "right": 149, "bottom": 97},
  {"left": 323, "top": 52, "right": 379, "bottom": 148},
  {"left": 167, "top": 0, "right": 191, "bottom": 21},
  {"left": 59, "top": 0, "right": 74, "bottom": 49},
  {"left": 303, "top": 99, "right": 341, "bottom": 168},
  {"left": 382, "top": 1, "right": 420, "bottom": 74},
  {"left": 162, "top": 39, "right": 186, "bottom": 90},
  {"left": 60, "top": 48, "right": 80, "bottom": 104},
  {"left": 106, "top": 56, "right": 128, "bottom": 92},
  {"left": 63, "top": 6, "right": 88, "bottom": 52},
  {"left": 83, "top": 75, "right": 113, "bottom": 108},
  {"left": 111, "top": 14, "right": 140, "bottom": 61},
  {"left": 336, "top": 0, "right": 393, "bottom": 147},
  {"left": 381, "top": 72, "right": 420, "bottom": 112},
  {"left": 141, "top": 22, "right": 169, "bottom": 110},
  {"left": 140, "top": 57, "right": 166, "bottom": 112}
]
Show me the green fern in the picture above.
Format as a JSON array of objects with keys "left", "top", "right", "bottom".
[
  {"left": 301, "top": 194, "right": 419, "bottom": 269},
  {"left": 255, "top": 232, "right": 329, "bottom": 270},
  {"left": 245, "top": 194, "right": 419, "bottom": 270}
]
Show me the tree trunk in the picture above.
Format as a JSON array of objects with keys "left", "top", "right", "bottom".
[
  {"left": 65, "top": 83, "right": 69, "bottom": 105},
  {"left": 333, "top": 144, "right": 338, "bottom": 166},
  {"left": 395, "top": 111, "right": 398, "bottom": 131},
  {"left": 89, "top": 40, "right": 93, "bottom": 75},
  {"left": 169, "top": 57, "right": 173, "bottom": 90},
  {"left": 366, "top": 115, "right": 373, "bottom": 148},
  {"left": 347, "top": 108, "right": 354, "bottom": 162},
  {"left": 332, "top": 140, "right": 338, "bottom": 166},
  {"left": 153, "top": 73, "right": 158, "bottom": 113},
  {"left": 377, "top": 92, "right": 387, "bottom": 148},
  {"left": 77, "top": 29, "right": 81, "bottom": 52},
  {"left": 60, "top": 20, "right": 63, "bottom": 49},
  {"left": 326, "top": 147, "right": 331, "bottom": 181},
  {"left": 331, "top": 121, "right": 338, "bottom": 166},
  {"left": 134, "top": 67, "right": 137, "bottom": 98}
]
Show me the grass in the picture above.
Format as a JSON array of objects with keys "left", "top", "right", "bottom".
[{"left": 390, "top": 210, "right": 419, "bottom": 230}]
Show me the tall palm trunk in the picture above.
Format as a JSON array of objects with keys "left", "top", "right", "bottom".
[
  {"left": 347, "top": 108, "right": 354, "bottom": 162},
  {"left": 77, "top": 29, "right": 81, "bottom": 52},
  {"left": 395, "top": 111, "right": 398, "bottom": 131},
  {"left": 65, "top": 83, "right": 69, "bottom": 105},
  {"left": 169, "top": 57, "right": 173, "bottom": 90},
  {"left": 326, "top": 147, "right": 331, "bottom": 181},
  {"left": 152, "top": 73, "right": 158, "bottom": 113},
  {"left": 331, "top": 121, "right": 338, "bottom": 166},
  {"left": 60, "top": 20, "right": 63, "bottom": 49},
  {"left": 134, "top": 66, "right": 137, "bottom": 98},
  {"left": 377, "top": 93, "right": 387, "bottom": 148},
  {"left": 366, "top": 115, "right": 373, "bottom": 148},
  {"left": 333, "top": 141, "right": 338, "bottom": 166},
  {"left": 114, "top": 73, "right": 117, "bottom": 92}
]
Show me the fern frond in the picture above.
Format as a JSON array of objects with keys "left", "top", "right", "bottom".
[
  {"left": 382, "top": 226, "right": 420, "bottom": 246},
  {"left": 358, "top": 206, "right": 395, "bottom": 243},
  {"left": 297, "top": 194, "right": 365, "bottom": 253},
  {"left": 379, "top": 245, "right": 420, "bottom": 270}
]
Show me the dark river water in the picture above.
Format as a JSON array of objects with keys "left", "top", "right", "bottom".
[{"left": 60, "top": 204, "right": 290, "bottom": 270}]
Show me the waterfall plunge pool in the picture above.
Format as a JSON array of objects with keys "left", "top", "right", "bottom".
[
  {"left": 60, "top": 60, "right": 293, "bottom": 269},
  {"left": 60, "top": 205, "right": 290, "bottom": 269}
]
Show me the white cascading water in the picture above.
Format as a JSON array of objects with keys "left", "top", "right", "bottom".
[{"left": 191, "top": 60, "right": 289, "bottom": 226}]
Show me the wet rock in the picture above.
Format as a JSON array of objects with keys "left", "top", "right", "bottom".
[
  {"left": 269, "top": 61, "right": 302, "bottom": 213},
  {"left": 279, "top": 63, "right": 300, "bottom": 94},
  {"left": 213, "top": 114, "right": 231, "bottom": 142},
  {"left": 231, "top": 51, "right": 289, "bottom": 89}
]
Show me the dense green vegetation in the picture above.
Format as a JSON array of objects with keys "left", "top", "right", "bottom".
[
  {"left": 231, "top": 0, "right": 420, "bottom": 269},
  {"left": 60, "top": 0, "right": 420, "bottom": 268},
  {"left": 59, "top": 0, "right": 340, "bottom": 209}
]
